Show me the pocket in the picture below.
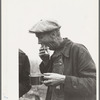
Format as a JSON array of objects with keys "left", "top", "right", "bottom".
[{"left": 52, "top": 57, "right": 64, "bottom": 74}]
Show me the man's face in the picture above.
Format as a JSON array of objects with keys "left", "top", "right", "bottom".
[{"left": 35, "top": 32, "right": 60, "bottom": 50}]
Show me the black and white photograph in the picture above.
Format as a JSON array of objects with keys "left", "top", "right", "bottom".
[{"left": 2, "top": 0, "right": 98, "bottom": 100}]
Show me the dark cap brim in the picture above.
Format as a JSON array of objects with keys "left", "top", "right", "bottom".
[{"left": 29, "top": 30, "right": 36, "bottom": 33}]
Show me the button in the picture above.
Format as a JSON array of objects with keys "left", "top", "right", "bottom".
[
  {"left": 73, "top": 85, "right": 77, "bottom": 89},
  {"left": 59, "top": 62, "right": 62, "bottom": 65},
  {"left": 56, "top": 85, "right": 60, "bottom": 89}
]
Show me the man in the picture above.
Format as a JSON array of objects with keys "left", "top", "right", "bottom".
[
  {"left": 19, "top": 49, "right": 31, "bottom": 97},
  {"left": 29, "top": 19, "right": 96, "bottom": 100}
]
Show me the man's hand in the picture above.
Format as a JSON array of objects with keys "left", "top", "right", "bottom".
[
  {"left": 42, "top": 73, "right": 66, "bottom": 86},
  {"left": 39, "top": 45, "right": 50, "bottom": 64}
]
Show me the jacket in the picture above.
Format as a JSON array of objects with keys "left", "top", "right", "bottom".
[{"left": 39, "top": 38, "right": 96, "bottom": 100}]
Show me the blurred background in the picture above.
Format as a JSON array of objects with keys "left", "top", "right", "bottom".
[{"left": 2, "top": 0, "right": 98, "bottom": 100}]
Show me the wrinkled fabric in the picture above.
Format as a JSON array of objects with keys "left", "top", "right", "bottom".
[{"left": 39, "top": 38, "right": 96, "bottom": 100}]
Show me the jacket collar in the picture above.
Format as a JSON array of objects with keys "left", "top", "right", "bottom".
[
  {"left": 52, "top": 38, "right": 73, "bottom": 58},
  {"left": 61, "top": 38, "right": 73, "bottom": 57}
]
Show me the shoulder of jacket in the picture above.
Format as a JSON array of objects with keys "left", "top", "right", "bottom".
[
  {"left": 72, "top": 42, "right": 87, "bottom": 49},
  {"left": 72, "top": 43, "right": 88, "bottom": 54}
]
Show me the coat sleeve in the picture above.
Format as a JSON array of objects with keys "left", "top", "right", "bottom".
[
  {"left": 39, "top": 59, "right": 53, "bottom": 74},
  {"left": 64, "top": 45, "right": 96, "bottom": 96}
]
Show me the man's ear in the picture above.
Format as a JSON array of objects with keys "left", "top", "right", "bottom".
[{"left": 50, "top": 32, "right": 56, "bottom": 38}]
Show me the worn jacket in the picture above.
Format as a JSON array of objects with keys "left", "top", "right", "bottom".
[
  {"left": 40, "top": 38, "right": 96, "bottom": 100},
  {"left": 19, "top": 49, "right": 31, "bottom": 97}
]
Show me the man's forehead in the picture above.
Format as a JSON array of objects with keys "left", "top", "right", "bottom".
[
  {"left": 35, "top": 33, "right": 42, "bottom": 36},
  {"left": 35, "top": 31, "right": 51, "bottom": 37}
]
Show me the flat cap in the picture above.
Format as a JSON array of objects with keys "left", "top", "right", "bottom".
[{"left": 29, "top": 19, "right": 61, "bottom": 33}]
